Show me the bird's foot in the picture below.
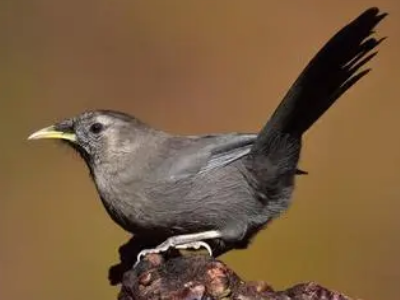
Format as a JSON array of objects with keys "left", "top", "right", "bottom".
[
  {"left": 134, "top": 248, "right": 163, "bottom": 268},
  {"left": 175, "top": 241, "right": 213, "bottom": 256},
  {"left": 134, "top": 240, "right": 213, "bottom": 267},
  {"left": 134, "top": 231, "right": 221, "bottom": 267}
]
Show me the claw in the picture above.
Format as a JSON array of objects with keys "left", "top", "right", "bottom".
[
  {"left": 175, "top": 241, "right": 213, "bottom": 256},
  {"left": 134, "top": 248, "right": 162, "bottom": 267}
]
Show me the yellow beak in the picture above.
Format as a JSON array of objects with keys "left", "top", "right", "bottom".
[{"left": 27, "top": 125, "right": 77, "bottom": 142}]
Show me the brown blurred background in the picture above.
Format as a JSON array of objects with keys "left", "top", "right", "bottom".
[{"left": 0, "top": 0, "right": 399, "bottom": 299}]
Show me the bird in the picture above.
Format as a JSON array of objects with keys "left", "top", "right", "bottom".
[{"left": 28, "top": 7, "right": 386, "bottom": 267}]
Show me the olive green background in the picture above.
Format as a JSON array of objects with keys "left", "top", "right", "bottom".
[{"left": 1, "top": 1, "right": 399, "bottom": 299}]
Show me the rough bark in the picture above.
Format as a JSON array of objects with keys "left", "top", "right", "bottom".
[{"left": 117, "top": 252, "right": 357, "bottom": 300}]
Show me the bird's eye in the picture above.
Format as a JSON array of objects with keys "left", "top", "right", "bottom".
[{"left": 89, "top": 122, "right": 104, "bottom": 134}]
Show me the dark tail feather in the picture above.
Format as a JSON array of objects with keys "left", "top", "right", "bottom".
[
  {"left": 296, "top": 168, "right": 308, "bottom": 175},
  {"left": 253, "top": 8, "right": 386, "bottom": 154}
]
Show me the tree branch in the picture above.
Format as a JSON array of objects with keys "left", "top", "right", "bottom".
[{"left": 117, "top": 252, "right": 357, "bottom": 300}]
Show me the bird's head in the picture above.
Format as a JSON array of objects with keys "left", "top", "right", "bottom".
[{"left": 28, "top": 110, "right": 151, "bottom": 167}]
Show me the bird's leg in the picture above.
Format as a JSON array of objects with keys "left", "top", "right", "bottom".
[
  {"left": 134, "top": 230, "right": 222, "bottom": 267},
  {"left": 154, "top": 230, "right": 222, "bottom": 253}
]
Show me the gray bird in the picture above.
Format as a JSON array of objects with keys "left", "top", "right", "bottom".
[{"left": 28, "top": 8, "right": 386, "bottom": 266}]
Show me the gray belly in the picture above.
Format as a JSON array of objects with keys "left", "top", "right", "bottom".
[{"left": 93, "top": 162, "right": 295, "bottom": 241}]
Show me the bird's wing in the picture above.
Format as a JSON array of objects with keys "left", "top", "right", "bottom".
[
  {"left": 157, "top": 134, "right": 257, "bottom": 181},
  {"left": 198, "top": 134, "right": 256, "bottom": 174}
]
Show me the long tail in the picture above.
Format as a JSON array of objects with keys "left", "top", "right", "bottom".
[{"left": 252, "top": 7, "right": 386, "bottom": 159}]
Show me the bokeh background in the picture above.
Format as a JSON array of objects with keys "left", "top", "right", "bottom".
[{"left": 1, "top": 1, "right": 399, "bottom": 299}]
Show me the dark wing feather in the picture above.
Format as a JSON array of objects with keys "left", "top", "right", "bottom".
[
  {"left": 198, "top": 134, "right": 256, "bottom": 174},
  {"left": 157, "top": 133, "right": 306, "bottom": 181},
  {"left": 156, "top": 134, "right": 256, "bottom": 181}
]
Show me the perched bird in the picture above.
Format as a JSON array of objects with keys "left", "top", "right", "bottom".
[{"left": 28, "top": 8, "right": 386, "bottom": 266}]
